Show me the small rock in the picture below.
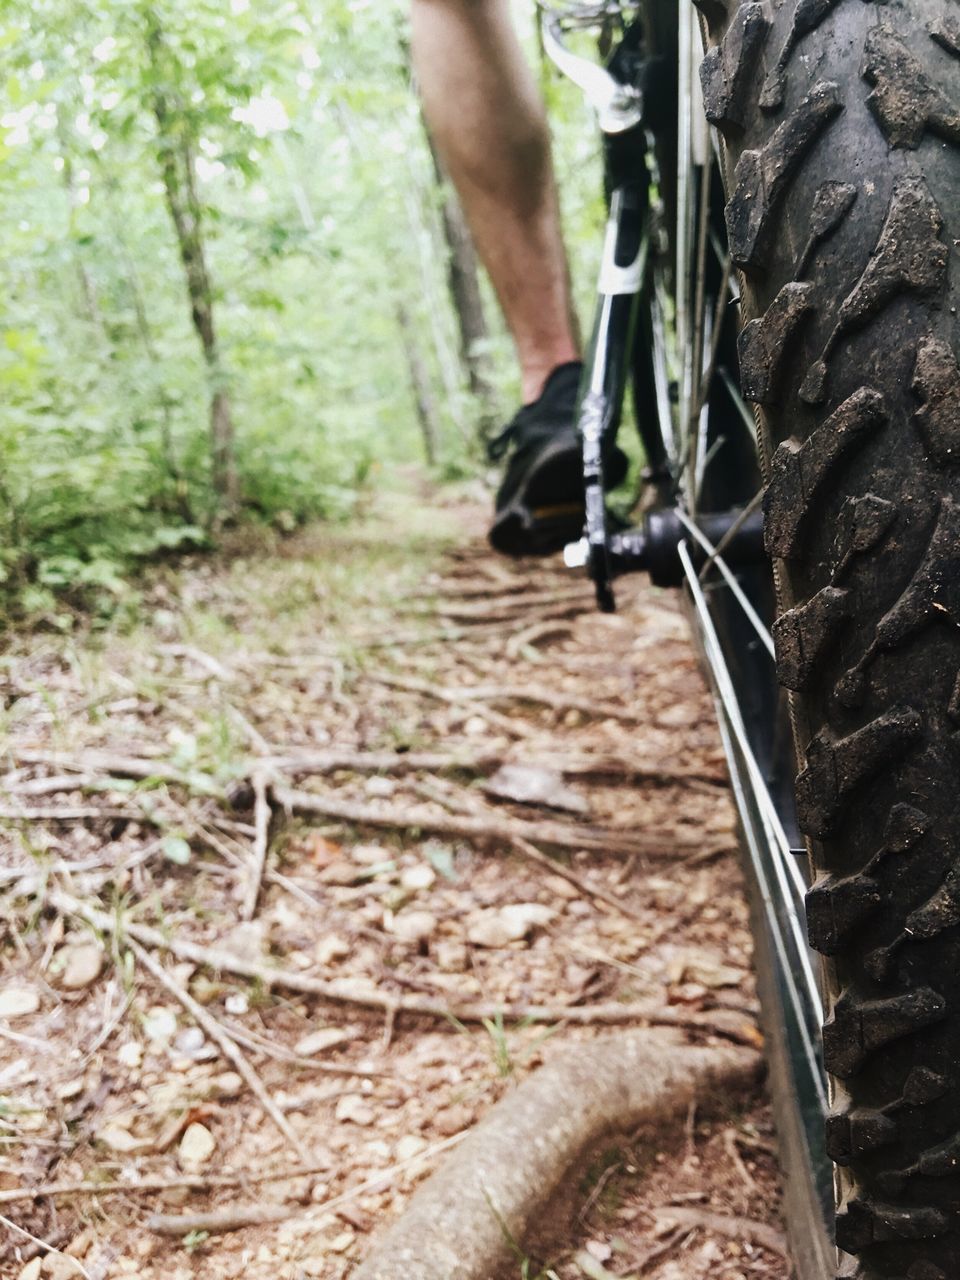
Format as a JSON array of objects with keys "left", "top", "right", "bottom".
[
  {"left": 468, "top": 903, "right": 555, "bottom": 947},
  {"left": 567, "top": 899, "right": 593, "bottom": 917},
  {"left": 320, "top": 860, "right": 365, "bottom": 886},
  {"left": 314, "top": 934, "right": 351, "bottom": 965},
  {"left": 295, "top": 1028, "right": 351, "bottom": 1057},
  {"left": 544, "top": 874, "right": 580, "bottom": 900},
  {"left": 351, "top": 844, "right": 392, "bottom": 866},
  {"left": 463, "top": 715, "right": 487, "bottom": 736},
  {"left": 143, "top": 1006, "right": 178, "bottom": 1043},
  {"left": 657, "top": 702, "right": 701, "bottom": 728},
  {"left": 364, "top": 776, "right": 395, "bottom": 798},
  {"left": 395, "top": 1134, "right": 428, "bottom": 1161},
  {"left": 685, "top": 959, "right": 745, "bottom": 989},
  {"left": 329, "top": 1230, "right": 355, "bottom": 1253},
  {"left": 434, "top": 941, "right": 468, "bottom": 973},
  {"left": 387, "top": 911, "right": 436, "bottom": 945},
  {"left": 433, "top": 1104, "right": 474, "bottom": 1137},
  {"left": 19, "top": 1259, "right": 42, "bottom": 1280},
  {"left": 335, "top": 1095, "right": 375, "bottom": 1126},
  {"left": 40, "top": 1257, "right": 83, "bottom": 1280},
  {"left": 499, "top": 903, "right": 556, "bottom": 936},
  {"left": 210, "top": 1070, "right": 244, "bottom": 1099},
  {"left": 0, "top": 987, "right": 40, "bottom": 1019},
  {"left": 178, "top": 1121, "right": 215, "bottom": 1167},
  {"left": 400, "top": 864, "right": 436, "bottom": 892},
  {"left": 224, "top": 992, "right": 249, "bottom": 1016},
  {"left": 586, "top": 1239, "right": 613, "bottom": 1262},
  {"left": 466, "top": 913, "right": 515, "bottom": 949},
  {"left": 56, "top": 1078, "right": 85, "bottom": 1100},
  {"left": 116, "top": 1041, "right": 143, "bottom": 1069},
  {"left": 98, "top": 1124, "right": 145, "bottom": 1154},
  {"left": 173, "top": 1027, "right": 210, "bottom": 1059},
  {"left": 56, "top": 942, "right": 104, "bottom": 990}
]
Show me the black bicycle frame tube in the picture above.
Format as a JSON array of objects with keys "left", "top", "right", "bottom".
[{"left": 578, "top": 176, "right": 648, "bottom": 611}]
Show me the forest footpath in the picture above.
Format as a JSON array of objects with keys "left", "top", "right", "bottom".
[{"left": 1, "top": 484, "right": 789, "bottom": 1279}]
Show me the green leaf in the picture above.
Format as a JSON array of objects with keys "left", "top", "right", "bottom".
[
  {"left": 425, "top": 842, "right": 457, "bottom": 881},
  {"left": 162, "top": 835, "right": 191, "bottom": 865}
]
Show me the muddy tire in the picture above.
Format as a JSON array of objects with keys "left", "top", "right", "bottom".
[{"left": 697, "top": 0, "right": 960, "bottom": 1275}]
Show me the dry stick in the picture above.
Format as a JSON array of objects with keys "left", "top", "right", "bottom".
[
  {"left": 401, "top": 585, "right": 591, "bottom": 618},
  {"left": 217, "top": 1015, "right": 387, "bottom": 1080},
  {"left": 271, "top": 782, "right": 718, "bottom": 861},
  {"left": 345, "top": 603, "right": 591, "bottom": 651},
  {"left": 0, "top": 805, "right": 147, "bottom": 823},
  {"left": 371, "top": 671, "right": 636, "bottom": 724},
  {"left": 53, "top": 893, "right": 756, "bottom": 1043},
  {"left": 505, "top": 618, "right": 575, "bottom": 659},
  {"left": 1, "top": 774, "right": 109, "bottom": 798},
  {"left": 723, "top": 1127, "right": 759, "bottom": 1195},
  {"left": 10, "top": 748, "right": 182, "bottom": 783},
  {"left": 127, "top": 937, "right": 308, "bottom": 1161},
  {"left": 264, "top": 748, "right": 724, "bottom": 788},
  {"left": 241, "top": 771, "right": 271, "bottom": 921},
  {"left": 509, "top": 834, "right": 643, "bottom": 923},
  {"left": 651, "top": 1206, "right": 788, "bottom": 1259},
  {"left": 8, "top": 745, "right": 725, "bottom": 790},
  {"left": 147, "top": 1204, "right": 291, "bottom": 1237}
]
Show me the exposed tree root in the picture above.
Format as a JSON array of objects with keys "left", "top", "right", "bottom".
[{"left": 352, "top": 1031, "right": 761, "bottom": 1280}]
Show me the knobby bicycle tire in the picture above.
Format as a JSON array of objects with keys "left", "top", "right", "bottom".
[{"left": 698, "top": 0, "right": 960, "bottom": 1275}]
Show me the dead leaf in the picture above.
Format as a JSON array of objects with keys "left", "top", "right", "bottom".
[{"left": 484, "top": 764, "right": 588, "bottom": 814}]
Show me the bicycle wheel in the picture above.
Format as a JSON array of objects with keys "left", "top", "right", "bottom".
[
  {"left": 634, "top": 0, "right": 835, "bottom": 1271},
  {"left": 670, "top": 1, "right": 960, "bottom": 1276}
]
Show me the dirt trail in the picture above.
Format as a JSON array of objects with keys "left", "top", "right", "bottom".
[{"left": 0, "top": 490, "right": 790, "bottom": 1278}]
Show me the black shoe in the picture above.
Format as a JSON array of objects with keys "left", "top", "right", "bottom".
[{"left": 487, "top": 361, "right": 628, "bottom": 557}]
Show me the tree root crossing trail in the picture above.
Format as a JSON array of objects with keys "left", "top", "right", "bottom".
[{"left": 0, "top": 494, "right": 790, "bottom": 1278}]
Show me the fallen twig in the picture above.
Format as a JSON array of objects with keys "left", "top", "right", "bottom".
[
  {"left": 370, "top": 672, "right": 636, "bottom": 724},
  {"left": 9, "top": 748, "right": 185, "bottom": 784},
  {"left": 0, "top": 804, "right": 147, "bottom": 823},
  {"left": 52, "top": 893, "right": 758, "bottom": 1043},
  {"left": 128, "top": 937, "right": 308, "bottom": 1161},
  {"left": 147, "top": 1204, "right": 291, "bottom": 1237},
  {"left": 217, "top": 1014, "right": 386, "bottom": 1079},
  {"left": 241, "top": 770, "right": 272, "bottom": 921},
  {"left": 271, "top": 782, "right": 710, "bottom": 860},
  {"left": 651, "top": 1206, "right": 788, "bottom": 1258}
]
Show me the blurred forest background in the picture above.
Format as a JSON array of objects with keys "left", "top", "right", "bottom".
[{"left": 0, "top": 0, "right": 605, "bottom": 624}]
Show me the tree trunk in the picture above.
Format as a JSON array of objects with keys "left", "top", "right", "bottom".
[
  {"left": 397, "top": 302, "right": 441, "bottom": 466},
  {"left": 423, "top": 131, "right": 496, "bottom": 437},
  {"left": 55, "top": 110, "right": 102, "bottom": 329},
  {"left": 146, "top": 20, "right": 239, "bottom": 513}
]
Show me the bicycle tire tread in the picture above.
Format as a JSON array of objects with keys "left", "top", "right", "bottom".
[{"left": 701, "top": 0, "right": 960, "bottom": 1275}]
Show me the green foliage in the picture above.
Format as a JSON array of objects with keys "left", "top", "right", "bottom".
[
  {"left": 0, "top": 0, "right": 606, "bottom": 621},
  {"left": 0, "top": 0, "right": 497, "bottom": 619}
]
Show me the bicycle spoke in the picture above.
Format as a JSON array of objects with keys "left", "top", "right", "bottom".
[
  {"left": 680, "top": 544, "right": 826, "bottom": 1073},
  {"left": 674, "top": 508, "right": 775, "bottom": 659}
]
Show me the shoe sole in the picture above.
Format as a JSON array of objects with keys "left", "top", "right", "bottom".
[{"left": 489, "top": 439, "right": 628, "bottom": 557}]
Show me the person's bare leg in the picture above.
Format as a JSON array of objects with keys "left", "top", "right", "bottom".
[{"left": 411, "top": 0, "right": 579, "bottom": 404}]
